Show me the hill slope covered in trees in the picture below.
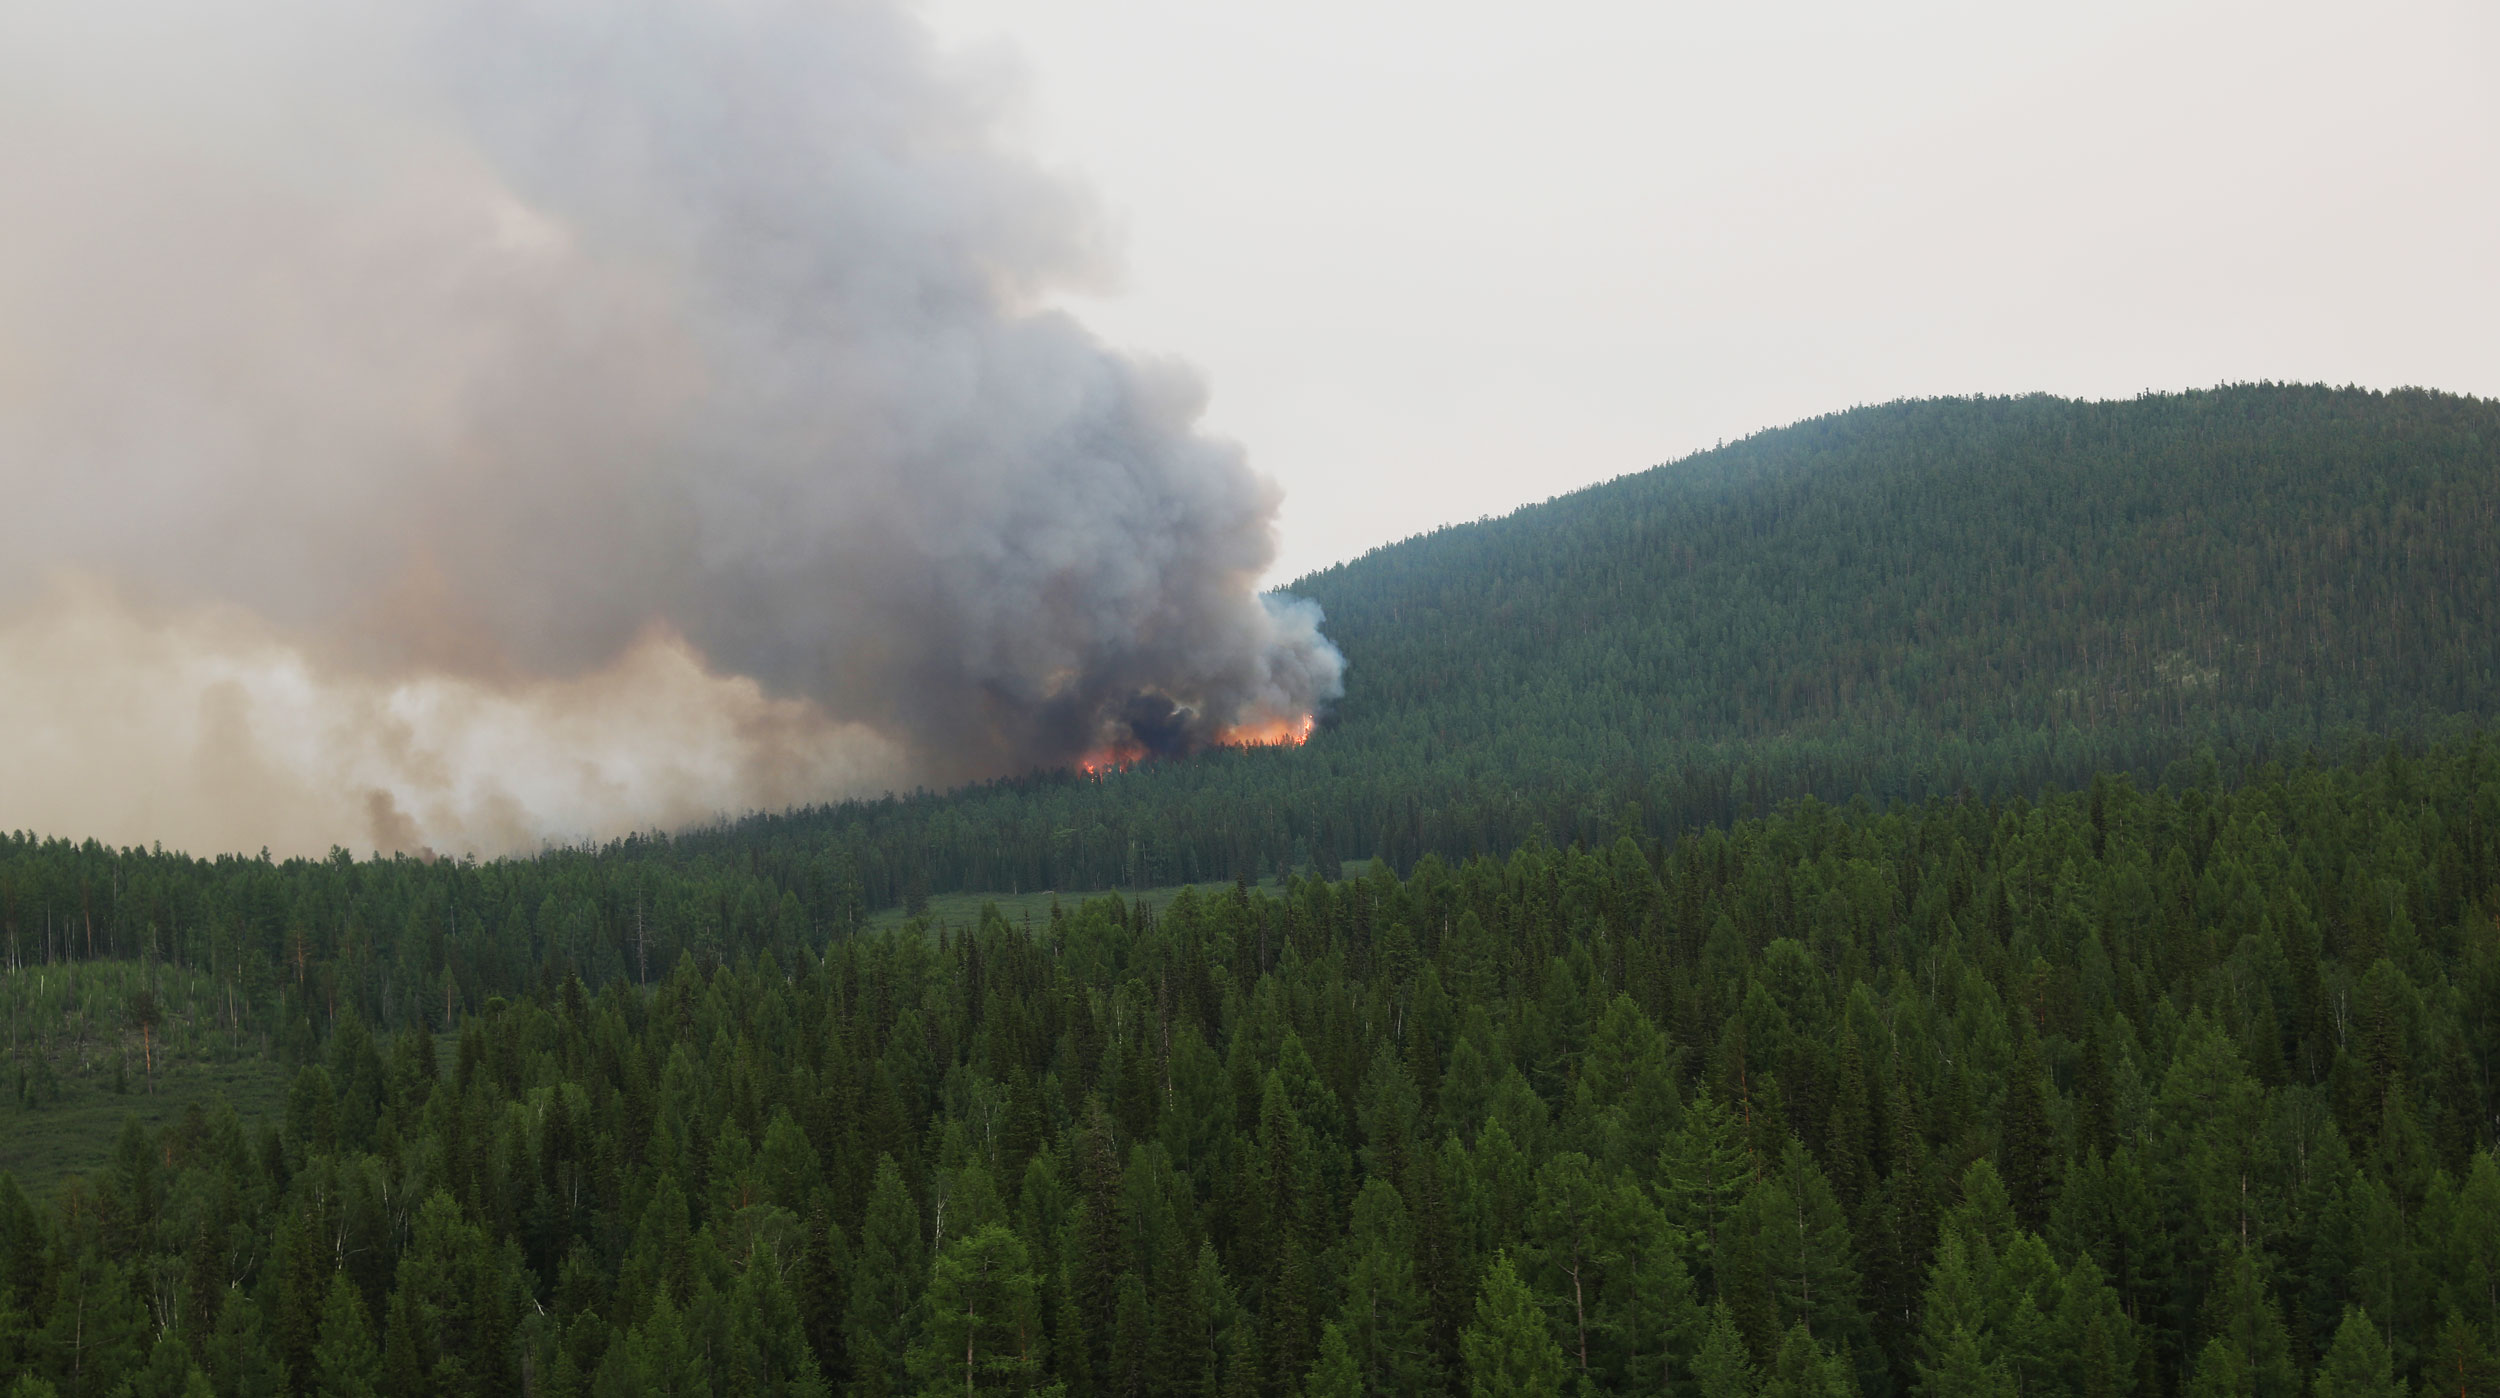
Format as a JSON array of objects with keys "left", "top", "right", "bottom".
[
  {"left": 730, "top": 382, "right": 2500, "bottom": 904},
  {"left": 1, "top": 382, "right": 2497, "bottom": 1397},
  {"left": 4, "top": 736, "right": 2497, "bottom": 1396}
]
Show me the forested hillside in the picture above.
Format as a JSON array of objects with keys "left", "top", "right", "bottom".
[
  {"left": 709, "top": 383, "right": 2500, "bottom": 905},
  {"left": 3, "top": 736, "right": 2496, "bottom": 1396},
  {"left": 2, "top": 381, "right": 2497, "bottom": 1396}
]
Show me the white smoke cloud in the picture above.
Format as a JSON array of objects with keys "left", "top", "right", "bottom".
[{"left": 0, "top": 0, "right": 1342, "bottom": 855}]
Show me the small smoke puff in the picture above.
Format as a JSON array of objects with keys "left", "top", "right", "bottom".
[{"left": 0, "top": 0, "right": 1340, "bottom": 852}]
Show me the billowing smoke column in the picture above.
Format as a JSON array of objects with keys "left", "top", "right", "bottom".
[{"left": 0, "top": 0, "right": 1341, "bottom": 853}]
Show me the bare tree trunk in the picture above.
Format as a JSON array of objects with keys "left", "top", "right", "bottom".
[{"left": 1571, "top": 1258, "right": 1589, "bottom": 1374}]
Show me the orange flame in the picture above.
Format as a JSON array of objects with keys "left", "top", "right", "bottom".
[
  {"left": 1217, "top": 712, "right": 1317, "bottom": 748},
  {"left": 1077, "top": 741, "right": 1144, "bottom": 776},
  {"left": 1074, "top": 712, "right": 1313, "bottom": 775}
]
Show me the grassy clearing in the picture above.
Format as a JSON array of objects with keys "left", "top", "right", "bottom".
[
  {"left": 863, "top": 878, "right": 1277, "bottom": 934},
  {"left": 0, "top": 1051, "right": 290, "bottom": 1200},
  {"left": 1, "top": 957, "right": 303, "bottom": 1199}
]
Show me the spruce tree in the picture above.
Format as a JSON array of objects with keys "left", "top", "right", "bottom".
[
  {"left": 314, "top": 1273, "right": 382, "bottom": 1398},
  {"left": 797, "top": 1208, "right": 853, "bottom": 1388},
  {"left": 1758, "top": 1323, "right": 1855, "bottom": 1398},
  {"left": 907, "top": 1224, "right": 1048, "bottom": 1398},
  {"left": 2194, "top": 1246, "right": 2296, "bottom": 1396},
  {"left": 1822, "top": 1027, "right": 1873, "bottom": 1212},
  {"left": 1527, "top": 1151, "right": 1602, "bottom": 1379},
  {"left": 1997, "top": 1032, "right": 2057, "bottom": 1233},
  {"left": 1303, "top": 1322, "right": 1360, "bottom": 1398},
  {"left": 120, "top": 1329, "right": 208, "bottom": 1398},
  {"left": 2310, "top": 1307, "right": 2403, "bottom": 1398},
  {"left": 1144, "top": 1227, "right": 1211, "bottom": 1398},
  {"left": 1740, "top": 1141, "right": 1862, "bottom": 1355},
  {"left": 1599, "top": 1181, "right": 1700, "bottom": 1396},
  {"left": 1066, "top": 1101, "right": 1126, "bottom": 1389},
  {"left": 208, "top": 1290, "right": 289, "bottom": 1398},
  {"left": 849, "top": 1156, "right": 926, "bottom": 1398},
  {"left": 1335, "top": 1179, "right": 1436, "bottom": 1394},
  {"left": 1691, "top": 1302, "right": 1757, "bottom": 1398},
  {"left": 1459, "top": 1253, "right": 1570, "bottom": 1398},
  {"left": 2419, "top": 1309, "right": 2500, "bottom": 1398},
  {"left": 1662, "top": 1088, "right": 1752, "bottom": 1299}
]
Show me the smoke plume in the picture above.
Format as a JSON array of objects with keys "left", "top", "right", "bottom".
[{"left": 0, "top": 0, "right": 1342, "bottom": 855}]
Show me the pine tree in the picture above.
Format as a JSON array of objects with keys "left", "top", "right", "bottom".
[
  {"left": 1303, "top": 1322, "right": 1360, "bottom": 1398},
  {"left": 1252, "top": 1076, "right": 1320, "bottom": 1390},
  {"left": 1691, "top": 1301, "right": 1758, "bottom": 1398},
  {"left": 1527, "top": 1151, "right": 1603, "bottom": 1379},
  {"left": 2075, "top": 1027, "right": 2116, "bottom": 1160},
  {"left": 1823, "top": 1027, "right": 1874, "bottom": 1212},
  {"left": 269, "top": 1209, "right": 327, "bottom": 1394},
  {"left": 1758, "top": 1323, "right": 1856, "bottom": 1398},
  {"left": 849, "top": 1156, "right": 926, "bottom": 1398},
  {"left": 315, "top": 1272, "right": 382, "bottom": 1398},
  {"left": 2436, "top": 1151, "right": 2500, "bottom": 1348},
  {"left": 37, "top": 1251, "right": 147, "bottom": 1397},
  {"left": 1459, "top": 1253, "right": 1570, "bottom": 1398},
  {"left": 2183, "top": 1337, "right": 2254, "bottom": 1398},
  {"left": 1066, "top": 1101, "right": 1126, "bottom": 1390},
  {"left": 1921, "top": 1324, "right": 2013, "bottom": 1398},
  {"left": 1739, "top": 1141, "right": 1863, "bottom": 1354},
  {"left": 1217, "top": 1319, "right": 1260, "bottom": 1398},
  {"left": 1916, "top": 1231, "right": 1991, "bottom": 1386},
  {"left": 797, "top": 1208, "right": 853, "bottom": 1388},
  {"left": 2419, "top": 1309, "right": 2500, "bottom": 1398},
  {"left": 1662, "top": 1088, "right": 1753, "bottom": 1299},
  {"left": 2054, "top": 1256, "right": 2136, "bottom": 1398},
  {"left": 2310, "top": 1307, "right": 2403, "bottom": 1398},
  {"left": 1997, "top": 1032, "right": 2057, "bottom": 1233},
  {"left": 208, "top": 1289, "right": 288, "bottom": 1398},
  {"left": 907, "top": 1224, "right": 1048, "bottom": 1398},
  {"left": 2194, "top": 1245, "right": 2296, "bottom": 1396},
  {"left": 625, "top": 1290, "right": 713, "bottom": 1398},
  {"left": 120, "top": 1329, "right": 208, "bottom": 1398},
  {"left": 1592, "top": 1179, "right": 1699, "bottom": 1396},
  {"left": 1110, "top": 1275, "right": 1149, "bottom": 1398},
  {"left": 1144, "top": 1227, "right": 1211, "bottom": 1398},
  {"left": 1335, "top": 1179, "right": 1436, "bottom": 1394}
]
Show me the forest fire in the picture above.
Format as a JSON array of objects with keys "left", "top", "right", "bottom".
[
  {"left": 1076, "top": 742, "right": 1144, "bottom": 776},
  {"left": 1076, "top": 711, "right": 1315, "bottom": 775},
  {"left": 1221, "top": 712, "right": 1318, "bottom": 748}
]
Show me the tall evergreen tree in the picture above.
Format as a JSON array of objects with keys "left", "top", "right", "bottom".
[
  {"left": 1460, "top": 1254, "right": 1571, "bottom": 1398},
  {"left": 2310, "top": 1307, "right": 2403, "bottom": 1398},
  {"left": 908, "top": 1224, "right": 1048, "bottom": 1398},
  {"left": 1997, "top": 1033, "right": 2057, "bottom": 1233},
  {"left": 849, "top": 1156, "right": 926, "bottom": 1398},
  {"left": 315, "top": 1272, "right": 382, "bottom": 1398}
]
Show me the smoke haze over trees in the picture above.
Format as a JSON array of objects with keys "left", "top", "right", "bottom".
[
  {"left": 0, "top": 0, "right": 1341, "bottom": 856},
  {"left": 676, "top": 385, "right": 2500, "bottom": 907}
]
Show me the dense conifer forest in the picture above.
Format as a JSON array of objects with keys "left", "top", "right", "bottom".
[
  {"left": 1, "top": 381, "right": 2497, "bottom": 1396},
  {"left": 692, "top": 383, "right": 2500, "bottom": 906},
  {"left": 2, "top": 736, "right": 2497, "bottom": 1395}
]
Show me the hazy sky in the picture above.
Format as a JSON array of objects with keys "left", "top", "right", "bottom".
[{"left": 921, "top": 0, "right": 2500, "bottom": 581}]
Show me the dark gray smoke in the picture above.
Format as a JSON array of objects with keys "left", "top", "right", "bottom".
[{"left": 0, "top": 0, "right": 1341, "bottom": 848}]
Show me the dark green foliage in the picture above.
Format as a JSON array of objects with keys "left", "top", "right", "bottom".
[
  {"left": 909, "top": 1223, "right": 1048, "bottom": 1398},
  {"left": 633, "top": 383, "right": 2500, "bottom": 902},
  {"left": 1459, "top": 1252, "right": 1570, "bottom": 1398},
  {"left": 0, "top": 733, "right": 2495, "bottom": 1395},
  {"left": 5, "top": 387, "right": 2482, "bottom": 1003},
  {"left": 314, "top": 1272, "right": 380, "bottom": 1398}
]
